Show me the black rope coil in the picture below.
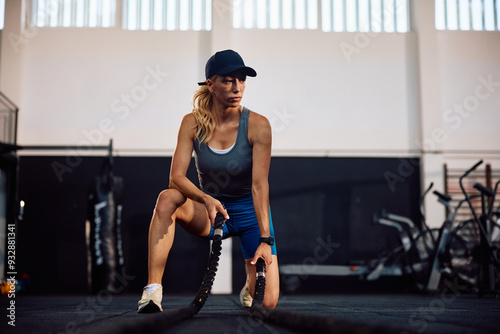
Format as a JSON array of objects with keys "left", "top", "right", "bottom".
[
  {"left": 247, "top": 259, "right": 415, "bottom": 334},
  {"left": 189, "top": 212, "right": 225, "bottom": 314},
  {"left": 251, "top": 258, "right": 266, "bottom": 307}
]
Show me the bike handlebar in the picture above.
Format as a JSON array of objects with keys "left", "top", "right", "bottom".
[
  {"left": 494, "top": 179, "right": 500, "bottom": 199},
  {"left": 486, "top": 179, "right": 500, "bottom": 217},
  {"left": 419, "top": 182, "right": 434, "bottom": 229},
  {"left": 423, "top": 182, "right": 434, "bottom": 196},
  {"left": 473, "top": 183, "right": 495, "bottom": 197},
  {"left": 459, "top": 160, "right": 498, "bottom": 253},
  {"left": 433, "top": 190, "right": 452, "bottom": 203},
  {"left": 462, "top": 160, "right": 483, "bottom": 178},
  {"left": 459, "top": 160, "right": 483, "bottom": 222}
]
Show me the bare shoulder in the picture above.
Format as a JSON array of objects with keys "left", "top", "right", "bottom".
[
  {"left": 178, "top": 113, "right": 197, "bottom": 138},
  {"left": 181, "top": 113, "right": 197, "bottom": 126},
  {"left": 180, "top": 113, "right": 197, "bottom": 129},
  {"left": 247, "top": 110, "right": 271, "bottom": 145},
  {"left": 248, "top": 110, "right": 270, "bottom": 127}
]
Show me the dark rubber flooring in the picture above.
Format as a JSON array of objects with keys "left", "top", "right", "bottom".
[{"left": 2, "top": 292, "right": 499, "bottom": 334}]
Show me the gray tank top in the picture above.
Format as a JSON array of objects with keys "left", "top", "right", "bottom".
[{"left": 193, "top": 107, "right": 253, "bottom": 198}]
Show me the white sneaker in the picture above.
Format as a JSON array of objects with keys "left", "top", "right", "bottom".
[
  {"left": 239, "top": 280, "right": 253, "bottom": 308},
  {"left": 137, "top": 286, "right": 163, "bottom": 313}
]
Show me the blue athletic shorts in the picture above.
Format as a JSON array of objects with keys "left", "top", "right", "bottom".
[{"left": 205, "top": 193, "right": 277, "bottom": 259}]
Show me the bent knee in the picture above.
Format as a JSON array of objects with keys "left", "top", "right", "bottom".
[
  {"left": 155, "top": 189, "right": 184, "bottom": 217},
  {"left": 263, "top": 292, "right": 279, "bottom": 309}
]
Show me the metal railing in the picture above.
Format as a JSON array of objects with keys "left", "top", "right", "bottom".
[{"left": 0, "top": 91, "right": 19, "bottom": 147}]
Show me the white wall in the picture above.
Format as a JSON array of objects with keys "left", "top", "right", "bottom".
[
  {"left": 19, "top": 28, "right": 211, "bottom": 154},
  {"left": 439, "top": 32, "right": 500, "bottom": 153},
  {"left": 8, "top": 28, "right": 421, "bottom": 156},
  {"left": 231, "top": 29, "right": 420, "bottom": 155}
]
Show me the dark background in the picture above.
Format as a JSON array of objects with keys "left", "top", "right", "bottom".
[{"left": 15, "top": 155, "right": 421, "bottom": 294}]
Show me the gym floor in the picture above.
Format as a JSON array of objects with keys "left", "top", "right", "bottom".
[{"left": 4, "top": 292, "right": 499, "bottom": 334}]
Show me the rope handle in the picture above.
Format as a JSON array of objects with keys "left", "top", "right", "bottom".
[{"left": 251, "top": 258, "right": 266, "bottom": 307}]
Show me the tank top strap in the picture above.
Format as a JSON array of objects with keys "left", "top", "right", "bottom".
[{"left": 237, "top": 107, "right": 250, "bottom": 145}]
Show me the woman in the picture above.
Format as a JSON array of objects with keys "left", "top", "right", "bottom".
[{"left": 138, "top": 50, "right": 279, "bottom": 313}]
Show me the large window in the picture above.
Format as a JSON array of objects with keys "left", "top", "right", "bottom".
[
  {"left": 322, "top": 0, "right": 408, "bottom": 32},
  {"left": 233, "top": 0, "right": 318, "bottom": 29},
  {"left": 26, "top": 0, "right": 500, "bottom": 33},
  {"left": 31, "top": 0, "right": 116, "bottom": 28},
  {"left": 436, "top": 0, "right": 500, "bottom": 31},
  {"left": 30, "top": 0, "right": 212, "bottom": 31},
  {"left": 232, "top": 0, "right": 409, "bottom": 32},
  {"left": 123, "top": 0, "right": 212, "bottom": 31}
]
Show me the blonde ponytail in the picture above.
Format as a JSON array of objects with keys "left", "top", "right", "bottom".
[{"left": 192, "top": 83, "right": 215, "bottom": 144}]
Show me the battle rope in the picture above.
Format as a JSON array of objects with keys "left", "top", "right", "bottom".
[
  {"left": 87, "top": 213, "right": 225, "bottom": 334},
  {"left": 88, "top": 214, "right": 416, "bottom": 334},
  {"left": 251, "top": 258, "right": 266, "bottom": 307},
  {"left": 248, "top": 259, "right": 414, "bottom": 334},
  {"left": 189, "top": 212, "right": 224, "bottom": 313}
]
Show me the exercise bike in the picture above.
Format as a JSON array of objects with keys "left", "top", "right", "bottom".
[{"left": 445, "top": 161, "right": 500, "bottom": 295}]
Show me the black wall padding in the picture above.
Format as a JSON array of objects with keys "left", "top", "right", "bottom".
[
  {"left": 17, "top": 156, "right": 209, "bottom": 294},
  {"left": 18, "top": 156, "right": 420, "bottom": 294}
]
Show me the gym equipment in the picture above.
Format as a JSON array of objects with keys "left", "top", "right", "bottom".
[
  {"left": 284, "top": 160, "right": 499, "bottom": 296},
  {"left": 370, "top": 160, "right": 500, "bottom": 294},
  {"left": 86, "top": 154, "right": 125, "bottom": 293},
  {"left": 447, "top": 160, "right": 500, "bottom": 295},
  {"left": 251, "top": 258, "right": 266, "bottom": 307}
]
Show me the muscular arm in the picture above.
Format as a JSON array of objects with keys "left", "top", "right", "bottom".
[
  {"left": 248, "top": 112, "right": 273, "bottom": 265},
  {"left": 169, "top": 114, "right": 228, "bottom": 223}
]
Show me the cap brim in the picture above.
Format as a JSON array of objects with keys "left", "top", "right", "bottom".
[
  {"left": 197, "top": 66, "right": 257, "bottom": 85},
  {"left": 221, "top": 65, "right": 257, "bottom": 77}
]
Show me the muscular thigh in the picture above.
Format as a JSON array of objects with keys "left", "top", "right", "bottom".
[{"left": 175, "top": 196, "right": 211, "bottom": 237}]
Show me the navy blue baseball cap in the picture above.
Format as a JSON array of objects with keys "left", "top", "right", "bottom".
[{"left": 198, "top": 50, "right": 257, "bottom": 85}]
